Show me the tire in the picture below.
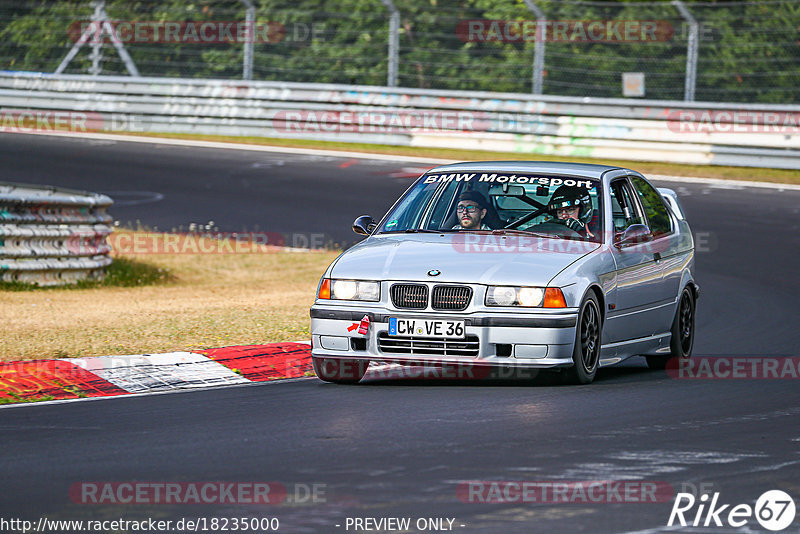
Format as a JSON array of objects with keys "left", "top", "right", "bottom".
[
  {"left": 565, "top": 293, "right": 602, "bottom": 385},
  {"left": 646, "top": 287, "right": 695, "bottom": 370},
  {"left": 312, "top": 356, "right": 369, "bottom": 384}
]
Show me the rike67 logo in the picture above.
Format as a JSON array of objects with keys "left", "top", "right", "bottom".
[{"left": 668, "top": 490, "right": 796, "bottom": 531}]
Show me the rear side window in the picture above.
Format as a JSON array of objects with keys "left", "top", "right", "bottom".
[{"left": 631, "top": 176, "right": 672, "bottom": 237}]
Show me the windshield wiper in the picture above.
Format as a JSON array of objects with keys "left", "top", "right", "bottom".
[
  {"left": 377, "top": 229, "right": 439, "bottom": 234},
  {"left": 492, "top": 228, "right": 561, "bottom": 239}
]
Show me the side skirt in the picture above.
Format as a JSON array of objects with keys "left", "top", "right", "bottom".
[{"left": 599, "top": 332, "right": 671, "bottom": 367}]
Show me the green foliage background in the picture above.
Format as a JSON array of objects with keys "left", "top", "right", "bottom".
[{"left": 0, "top": 0, "right": 797, "bottom": 103}]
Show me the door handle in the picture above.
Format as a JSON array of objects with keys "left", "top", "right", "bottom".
[{"left": 653, "top": 252, "right": 661, "bottom": 262}]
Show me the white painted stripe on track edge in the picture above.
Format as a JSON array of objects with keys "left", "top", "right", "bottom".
[
  {"left": 0, "top": 342, "right": 318, "bottom": 410},
  {"left": 15, "top": 131, "right": 800, "bottom": 191},
  {"left": 64, "top": 352, "right": 249, "bottom": 393}
]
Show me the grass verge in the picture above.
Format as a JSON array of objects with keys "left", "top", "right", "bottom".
[
  {"left": 0, "top": 231, "right": 338, "bottom": 361},
  {"left": 124, "top": 132, "right": 800, "bottom": 185}
]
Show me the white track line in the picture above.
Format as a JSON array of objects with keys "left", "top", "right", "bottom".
[
  {"left": 16, "top": 130, "right": 453, "bottom": 164},
  {"left": 649, "top": 173, "right": 800, "bottom": 191},
  {"left": 13, "top": 131, "right": 800, "bottom": 191}
]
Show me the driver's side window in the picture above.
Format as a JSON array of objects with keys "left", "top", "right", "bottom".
[{"left": 610, "top": 179, "right": 644, "bottom": 232}]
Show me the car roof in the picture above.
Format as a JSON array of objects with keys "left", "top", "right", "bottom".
[{"left": 427, "top": 160, "right": 626, "bottom": 179}]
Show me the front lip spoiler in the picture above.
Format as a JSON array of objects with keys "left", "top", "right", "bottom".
[
  {"left": 310, "top": 307, "right": 577, "bottom": 328},
  {"left": 309, "top": 351, "right": 575, "bottom": 368}
]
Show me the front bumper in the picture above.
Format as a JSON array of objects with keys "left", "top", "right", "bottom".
[{"left": 310, "top": 305, "right": 579, "bottom": 368}]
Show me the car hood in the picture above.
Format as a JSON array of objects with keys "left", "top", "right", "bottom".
[{"left": 330, "top": 233, "right": 600, "bottom": 286}]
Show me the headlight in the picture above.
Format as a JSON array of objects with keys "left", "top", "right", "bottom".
[
  {"left": 319, "top": 279, "right": 380, "bottom": 301},
  {"left": 332, "top": 280, "right": 357, "bottom": 300},
  {"left": 486, "top": 286, "right": 545, "bottom": 307},
  {"left": 486, "top": 286, "right": 517, "bottom": 306},
  {"left": 518, "top": 287, "right": 545, "bottom": 307}
]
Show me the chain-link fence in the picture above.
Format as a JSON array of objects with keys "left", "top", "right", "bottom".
[{"left": 1, "top": 0, "right": 797, "bottom": 103}]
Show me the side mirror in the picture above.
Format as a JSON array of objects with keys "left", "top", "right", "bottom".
[
  {"left": 615, "top": 224, "right": 651, "bottom": 248},
  {"left": 352, "top": 215, "right": 377, "bottom": 236}
]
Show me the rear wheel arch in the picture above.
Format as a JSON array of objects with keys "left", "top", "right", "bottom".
[
  {"left": 646, "top": 284, "right": 696, "bottom": 369},
  {"left": 687, "top": 281, "right": 700, "bottom": 301},
  {"left": 672, "top": 279, "right": 699, "bottom": 321}
]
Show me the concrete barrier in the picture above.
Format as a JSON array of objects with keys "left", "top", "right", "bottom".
[{"left": 1, "top": 71, "right": 798, "bottom": 169}]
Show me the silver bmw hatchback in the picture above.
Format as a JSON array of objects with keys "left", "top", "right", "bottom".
[{"left": 310, "top": 161, "right": 698, "bottom": 384}]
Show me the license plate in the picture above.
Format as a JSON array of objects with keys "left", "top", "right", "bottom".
[{"left": 388, "top": 317, "right": 465, "bottom": 338}]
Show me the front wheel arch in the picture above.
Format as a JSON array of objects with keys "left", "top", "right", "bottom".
[
  {"left": 585, "top": 285, "right": 606, "bottom": 326},
  {"left": 565, "top": 293, "right": 602, "bottom": 385}
]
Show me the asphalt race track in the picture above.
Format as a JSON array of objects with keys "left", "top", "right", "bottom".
[
  {"left": 1, "top": 133, "right": 799, "bottom": 533},
  {"left": 0, "top": 134, "right": 423, "bottom": 248}
]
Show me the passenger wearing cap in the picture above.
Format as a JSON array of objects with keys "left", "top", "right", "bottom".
[{"left": 453, "top": 191, "right": 491, "bottom": 230}]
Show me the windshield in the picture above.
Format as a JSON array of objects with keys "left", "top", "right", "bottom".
[{"left": 377, "top": 171, "right": 604, "bottom": 242}]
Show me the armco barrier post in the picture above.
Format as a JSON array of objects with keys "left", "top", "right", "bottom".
[
  {"left": 241, "top": 0, "right": 256, "bottom": 80},
  {"left": 523, "top": 0, "right": 546, "bottom": 95},
  {"left": 381, "top": 0, "right": 400, "bottom": 87},
  {"left": 673, "top": 0, "right": 698, "bottom": 102}
]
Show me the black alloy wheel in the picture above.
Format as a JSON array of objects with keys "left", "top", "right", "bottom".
[{"left": 566, "top": 293, "right": 601, "bottom": 384}]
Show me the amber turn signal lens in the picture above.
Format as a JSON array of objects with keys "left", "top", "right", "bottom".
[
  {"left": 543, "top": 287, "right": 567, "bottom": 308},
  {"left": 318, "top": 278, "right": 331, "bottom": 299}
]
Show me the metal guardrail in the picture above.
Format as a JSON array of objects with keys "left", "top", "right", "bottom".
[
  {"left": 1, "top": 72, "right": 799, "bottom": 169},
  {"left": 0, "top": 181, "right": 113, "bottom": 285}
]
